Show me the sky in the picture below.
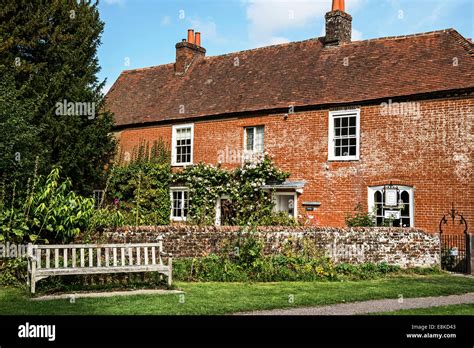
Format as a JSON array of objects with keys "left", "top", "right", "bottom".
[{"left": 97, "top": 0, "right": 474, "bottom": 93}]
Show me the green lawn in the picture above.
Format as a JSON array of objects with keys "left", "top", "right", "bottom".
[
  {"left": 378, "top": 304, "right": 474, "bottom": 315},
  {"left": 1, "top": 274, "right": 473, "bottom": 315}
]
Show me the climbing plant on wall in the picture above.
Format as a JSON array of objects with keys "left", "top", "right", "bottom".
[{"left": 173, "top": 156, "right": 290, "bottom": 226}]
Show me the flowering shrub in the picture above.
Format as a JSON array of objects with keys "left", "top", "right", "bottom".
[
  {"left": 173, "top": 156, "right": 290, "bottom": 226},
  {"left": 173, "top": 163, "right": 230, "bottom": 225}
]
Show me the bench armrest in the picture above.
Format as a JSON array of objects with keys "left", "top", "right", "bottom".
[{"left": 160, "top": 252, "right": 173, "bottom": 257}]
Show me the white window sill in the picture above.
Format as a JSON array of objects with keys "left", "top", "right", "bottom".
[
  {"left": 171, "top": 217, "right": 187, "bottom": 222},
  {"left": 327, "top": 156, "right": 360, "bottom": 162},
  {"left": 171, "top": 162, "right": 193, "bottom": 167}
]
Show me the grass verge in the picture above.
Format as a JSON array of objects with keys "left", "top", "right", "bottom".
[{"left": 0, "top": 274, "right": 473, "bottom": 315}]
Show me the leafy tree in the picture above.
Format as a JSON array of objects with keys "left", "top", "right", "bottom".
[
  {"left": 0, "top": 0, "right": 116, "bottom": 195},
  {"left": 0, "top": 66, "right": 43, "bottom": 194}
]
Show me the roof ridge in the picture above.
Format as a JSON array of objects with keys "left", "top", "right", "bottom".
[
  {"left": 204, "top": 37, "right": 322, "bottom": 60},
  {"left": 357, "top": 28, "right": 456, "bottom": 43},
  {"left": 117, "top": 29, "right": 467, "bottom": 76},
  {"left": 121, "top": 62, "right": 175, "bottom": 74}
]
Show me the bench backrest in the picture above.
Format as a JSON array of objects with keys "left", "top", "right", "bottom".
[{"left": 27, "top": 240, "right": 167, "bottom": 270}]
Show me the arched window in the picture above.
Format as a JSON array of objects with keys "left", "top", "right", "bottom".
[{"left": 368, "top": 185, "right": 414, "bottom": 227}]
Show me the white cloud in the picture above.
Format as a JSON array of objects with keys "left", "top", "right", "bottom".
[
  {"left": 244, "top": 0, "right": 363, "bottom": 45},
  {"left": 187, "top": 17, "right": 228, "bottom": 44}
]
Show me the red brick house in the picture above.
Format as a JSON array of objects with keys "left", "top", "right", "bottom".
[{"left": 105, "top": 0, "right": 473, "bottom": 233}]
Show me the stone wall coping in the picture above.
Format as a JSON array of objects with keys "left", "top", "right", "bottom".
[{"left": 103, "top": 225, "right": 433, "bottom": 236}]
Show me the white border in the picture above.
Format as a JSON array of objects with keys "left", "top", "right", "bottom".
[
  {"left": 367, "top": 185, "right": 415, "bottom": 227},
  {"left": 170, "top": 186, "right": 189, "bottom": 222},
  {"left": 328, "top": 109, "right": 360, "bottom": 161},
  {"left": 171, "top": 123, "right": 194, "bottom": 166},
  {"left": 273, "top": 192, "right": 298, "bottom": 219}
]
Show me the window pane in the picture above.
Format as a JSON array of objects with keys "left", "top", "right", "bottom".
[
  {"left": 246, "top": 128, "right": 254, "bottom": 151},
  {"left": 175, "top": 127, "right": 192, "bottom": 164},
  {"left": 375, "top": 191, "right": 382, "bottom": 203},
  {"left": 335, "top": 147, "right": 341, "bottom": 156},
  {"left": 401, "top": 191, "right": 409, "bottom": 203},
  {"left": 349, "top": 116, "right": 356, "bottom": 127},
  {"left": 172, "top": 191, "right": 182, "bottom": 217},
  {"left": 401, "top": 203, "right": 409, "bottom": 216},
  {"left": 276, "top": 195, "right": 294, "bottom": 217},
  {"left": 349, "top": 127, "right": 356, "bottom": 135},
  {"left": 335, "top": 118, "right": 340, "bottom": 128},
  {"left": 255, "top": 126, "right": 264, "bottom": 152},
  {"left": 349, "top": 146, "right": 356, "bottom": 156},
  {"left": 342, "top": 117, "right": 348, "bottom": 127}
]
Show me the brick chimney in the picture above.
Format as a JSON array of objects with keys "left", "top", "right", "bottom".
[
  {"left": 175, "top": 29, "right": 206, "bottom": 75},
  {"left": 325, "top": 0, "right": 352, "bottom": 46}
]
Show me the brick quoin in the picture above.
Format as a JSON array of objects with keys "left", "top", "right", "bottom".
[{"left": 115, "top": 95, "right": 474, "bottom": 234}]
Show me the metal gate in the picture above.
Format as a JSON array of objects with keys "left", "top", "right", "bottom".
[
  {"left": 439, "top": 203, "right": 469, "bottom": 274},
  {"left": 440, "top": 234, "right": 468, "bottom": 273}
]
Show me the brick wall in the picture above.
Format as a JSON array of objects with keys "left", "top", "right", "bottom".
[
  {"left": 92, "top": 226, "right": 440, "bottom": 268},
  {"left": 115, "top": 95, "right": 473, "bottom": 233}
]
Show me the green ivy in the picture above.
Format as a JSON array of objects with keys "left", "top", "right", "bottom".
[{"left": 106, "top": 162, "right": 171, "bottom": 226}]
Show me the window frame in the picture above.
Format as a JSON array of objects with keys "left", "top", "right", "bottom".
[
  {"left": 170, "top": 187, "right": 189, "bottom": 222},
  {"left": 328, "top": 109, "right": 360, "bottom": 161},
  {"left": 273, "top": 192, "right": 298, "bottom": 219},
  {"left": 243, "top": 125, "right": 265, "bottom": 153},
  {"left": 92, "top": 189, "right": 104, "bottom": 209},
  {"left": 367, "top": 185, "right": 415, "bottom": 227},
  {"left": 171, "top": 123, "right": 194, "bottom": 166}
]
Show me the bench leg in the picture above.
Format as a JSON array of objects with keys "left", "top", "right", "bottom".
[
  {"left": 167, "top": 258, "right": 172, "bottom": 287},
  {"left": 30, "top": 257, "right": 36, "bottom": 294},
  {"left": 31, "top": 279, "right": 36, "bottom": 294}
]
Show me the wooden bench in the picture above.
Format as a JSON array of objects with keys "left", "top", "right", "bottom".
[{"left": 27, "top": 237, "right": 172, "bottom": 294}]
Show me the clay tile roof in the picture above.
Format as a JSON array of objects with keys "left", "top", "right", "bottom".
[{"left": 105, "top": 29, "right": 474, "bottom": 127}]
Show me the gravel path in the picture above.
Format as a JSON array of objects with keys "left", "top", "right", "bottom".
[{"left": 237, "top": 292, "right": 474, "bottom": 315}]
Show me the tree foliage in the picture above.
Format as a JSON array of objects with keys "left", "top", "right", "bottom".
[{"left": 0, "top": 0, "right": 116, "bottom": 196}]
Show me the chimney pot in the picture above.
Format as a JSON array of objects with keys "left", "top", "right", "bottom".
[
  {"left": 332, "top": 0, "right": 345, "bottom": 12},
  {"left": 187, "top": 29, "right": 195, "bottom": 44},
  {"left": 195, "top": 32, "right": 201, "bottom": 46}
]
